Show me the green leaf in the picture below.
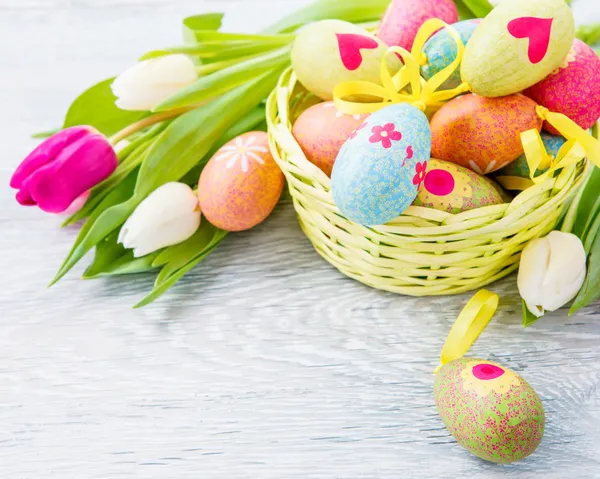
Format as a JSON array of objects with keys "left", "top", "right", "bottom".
[
  {"left": 153, "top": 47, "right": 290, "bottom": 112},
  {"left": 570, "top": 231, "right": 600, "bottom": 314},
  {"left": 134, "top": 230, "right": 227, "bottom": 309},
  {"left": 261, "top": 0, "right": 391, "bottom": 34},
  {"left": 576, "top": 24, "right": 600, "bottom": 46},
  {"left": 32, "top": 128, "right": 60, "bottom": 139},
  {"left": 183, "top": 13, "right": 224, "bottom": 43},
  {"left": 460, "top": 0, "right": 494, "bottom": 18},
  {"left": 135, "top": 69, "right": 281, "bottom": 196},
  {"left": 139, "top": 42, "right": 281, "bottom": 62},
  {"left": 454, "top": 0, "right": 478, "bottom": 20},
  {"left": 83, "top": 232, "right": 159, "bottom": 279},
  {"left": 571, "top": 166, "right": 600, "bottom": 239},
  {"left": 62, "top": 78, "right": 147, "bottom": 137},
  {"left": 522, "top": 300, "right": 543, "bottom": 328},
  {"left": 50, "top": 169, "right": 139, "bottom": 285}
]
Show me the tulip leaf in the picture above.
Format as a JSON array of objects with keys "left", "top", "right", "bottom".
[
  {"left": 576, "top": 24, "right": 600, "bottom": 46},
  {"left": 183, "top": 13, "right": 224, "bottom": 43},
  {"left": 459, "top": 0, "right": 493, "bottom": 18},
  {"left": 570, "top": 230, "right": 600, "bottom": 314},
  {"left": 135, "top": 69, "right": 281, "bottom": 196},
  {"left": 134, "top": 230, "right": 227, "bottom": 309},
  {"left": 84, "top": 232, "right": 160, "bottom": 279},
  {"left": 454, "top": 0, "right": 478, "bottom": 20},
  {"left": 139, "top": 42, "right": 281, "bottom": 62},
  {"left": 152, "top": 48, "right": 289, "bottom": 112},
  {"left": 569, "top": 166, "right": 600, "bottom": 239},
  {"left": 522, "top": 300, "right": 543, "bottom": 328},
  {"left": 62, "top": 78, "right": 147, "bottom": 137},
  {"left": 31, "top": 128, "right": 60, "bottom": 139}
]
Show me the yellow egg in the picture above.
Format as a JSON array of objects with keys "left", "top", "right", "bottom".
[
  {"left": 291, "top": 20, "right": 400, "bottom": 101},
  {"left": 413, "top": 159, "right": 505, "bottom": 214},
  {"left": 461, "top": 0, "right": 575, "bottom": 97}
]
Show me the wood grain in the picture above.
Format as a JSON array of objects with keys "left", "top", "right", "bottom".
[{"left": 1, "top": 1, "right": 599, "bottom": 478}]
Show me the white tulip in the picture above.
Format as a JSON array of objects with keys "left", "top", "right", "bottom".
[
  {"left": 517, "top": 231, "right": 587, "bottom": 317},
  {"left": 111, "top": 54, "right": 198, "bottom": 111},
  {"left": 118, "top": 182, "right": 201, "bottom": 257}
]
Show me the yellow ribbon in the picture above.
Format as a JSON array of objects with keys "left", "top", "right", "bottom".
[
  {"left": 435, "top": 289, "right": 499, "bottom": 374},
  {"left": 333, "top": 18, "right": 471, "bottom": 115},
  {"left": 494, "top": 129, "right": 586, "bottom": 191},
  {"left": 536, "top": 106, "right": 600, "bottom": 169}
]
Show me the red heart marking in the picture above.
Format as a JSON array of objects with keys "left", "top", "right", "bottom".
[
  {"left": 336, "top": 33, "right": 379, "bottom": 71},
  {"left": 507, "top": 17, "right": 554, "bottom": 65}
]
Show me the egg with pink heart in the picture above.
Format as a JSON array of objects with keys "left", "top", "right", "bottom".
[
  {"left": 524, "top": 39, "right": 600, "bottom": 134},
  {"left": 291, "top": 19, "right": 401, "bottom": 100}
]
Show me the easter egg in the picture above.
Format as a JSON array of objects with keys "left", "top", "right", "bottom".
[
  {"left": 434, "top": 358, "right": 545, "bottom": 464},
  {"left": 291, "top": 20, "right": 400, "bottom": 101},
  {"left": 413, "top": 159, "right": 505, "bottom": 214},
  {"left": 378, "top": 0, "right": 458, "bottom": 51},
  {"left": 292, "top": 102, "right": 369, "bottom": 177},
  {"left": 198, "top": 132, "right": 284, "bottom": 232},
  {"left": 430, "top": 93, "right": 542, "bottom": 174},
  {"left": 497, "top": 132, "right": 566, "bottom": 179},
  {"left": 331, "top": 103, "right": 431, "bottom": 226},
  {"left": 421, "top": 19, "right": 480, "bottom": 89},
  {"left": 461, "top": 0, "right": 575, "bottom": 97},
  {"left": 524, "top": 39, "right": 600, "bottom": 135}
]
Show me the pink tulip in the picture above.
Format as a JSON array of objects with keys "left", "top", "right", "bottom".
[{"left": 10, "top": 126, "right": 118, "bottom": 214}]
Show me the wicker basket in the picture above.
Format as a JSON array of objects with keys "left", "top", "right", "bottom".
[{"left": 266, "top": 68, "right": 590, "bottom": 296}]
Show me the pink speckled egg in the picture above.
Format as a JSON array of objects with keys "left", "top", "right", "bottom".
[
  {"left": 198, "top": 132, "right": 284, "bottom": 232},
  {"left": 524, "top": 39, "right": 600, "bottom": 135},
  {"left": 431, "top": 94, "right": 542, "bottom": 174},
  {"left": 378, "top": 0, "right": 458, "bottom": 51},
  {"left": 292, "top": 102, "right": 370, "bottom": 177}
]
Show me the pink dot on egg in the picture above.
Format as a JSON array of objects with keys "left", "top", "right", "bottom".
[
  {"left": 424, "top": 169, "right": 454, "bottom": 196},
  {"left": 472, "top": 363, "right": 505, "bottom": 381}
]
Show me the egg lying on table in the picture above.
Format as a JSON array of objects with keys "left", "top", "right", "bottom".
[
  {"left": 291, "top": 20, "right": 401, "bottom": 101},
  {"left": 524, "top": 39, "right": 600, "bottom": 135},
  {"left": 497, "top": 132, "right": 566, "bottom": 180},
  {"left": 412, "top": 159, "right": 505, "bottom": 214},
  {"left": 461, "top": 0, "right": 575, "bottom": 97},
  {"left": 331, "top": 103, "right": 432, "bottom": 226},
  {"left": 421, "top": 19, "right": 480, "bottom": 89},
  {"left": 198, "top": 132, "right": 284, "bottom": 232},
  {"left": 292, "top": 102, "right": 370, "bottom": 177},
  {"left": 430, "top": 93, "right": 542, "bottom": 174},
  {"left": 435, "top": 358, "right": 545, "bottom": 464},
  {"left": 378, "top": 0, "right": 458, "bottom": 51}
]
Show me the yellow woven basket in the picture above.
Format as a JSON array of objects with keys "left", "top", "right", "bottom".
[{"left": 266, "top": 67, "right": 590, "bottom": 296}]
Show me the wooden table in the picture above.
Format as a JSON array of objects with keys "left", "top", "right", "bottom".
[{"left": 2, "top": 1, "right": 599, "bottom": 477}]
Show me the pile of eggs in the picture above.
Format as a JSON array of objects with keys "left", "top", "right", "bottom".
[{"left": 291, "top": 0, "right": 600, "bottom": 226}]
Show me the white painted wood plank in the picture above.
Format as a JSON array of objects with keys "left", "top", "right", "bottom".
[{"left": 1, "top": 1, "right": 600, "bottom": 478}]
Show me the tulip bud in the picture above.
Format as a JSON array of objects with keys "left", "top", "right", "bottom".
[
  {"left": 111, "top": 54, "right": 199, "bottom": 111},
  {"left": 10, "top": 126, "right": 118, "bottom": 214},
  {"left": 517, "top": 231, "right": 587, "bottom": 317},
  {"left": 118, "top": 182, "right": 201, "bottom": 257}
]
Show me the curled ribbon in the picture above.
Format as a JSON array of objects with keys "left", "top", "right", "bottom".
[
  {"left": 333, "top": 18, "right": 471, "bottom": 115},
  {"left": 495, "top": 129, "right": 586, "bottom": 191},
  {"left": 536, "top": 106, "right": 600, "bottom": 168},
  {"left": 435, "top": 289, "right": 499, "bottom": 374}
]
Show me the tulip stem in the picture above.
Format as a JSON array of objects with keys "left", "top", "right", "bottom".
[{"left": 109, "top": 107, "right": 194, "bottom": 145}]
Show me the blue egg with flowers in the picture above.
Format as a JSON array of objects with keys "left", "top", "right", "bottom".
[{"left": 331, "top": 103, "right": 432, "bottom": 226}]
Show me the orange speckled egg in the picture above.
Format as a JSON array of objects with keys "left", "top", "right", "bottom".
[
  {"left": 198, "top": 132, "right": 284, "bottom": 232},
  {"left": 524, "top": 39, "right": 600, "bottom": 135},
  {"left": 292, "top": 101, "right": 370, "bottom": 177},
  {"left": 430, "top": 94, "right": 542, "bottom": 174}
]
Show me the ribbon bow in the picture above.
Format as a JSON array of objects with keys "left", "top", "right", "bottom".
[
  {"left": 333, "top": 18, "right": 471, "bottom": 116},
  {"left": 496, "top": 129, "right": 587, "bottom": 191}
]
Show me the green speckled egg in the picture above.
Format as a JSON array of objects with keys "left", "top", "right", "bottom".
[
  {"left": 434, "top": 358, "right": 545, "bottom": 464},
  {"left": 291, "top": 20, "right": 401, "bottom": 101},
  {"left": 413, "top": 159, "right": 505, "bottom": 214}
]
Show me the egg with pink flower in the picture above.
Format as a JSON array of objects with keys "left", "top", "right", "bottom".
[
  {"left": 331, "top": 103, "right": 432, "bottom": 226},
  {"left": 524, "top": 39, "right": 600, "bottom": 135}
]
